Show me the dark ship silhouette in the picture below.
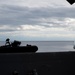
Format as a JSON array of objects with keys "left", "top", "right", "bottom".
[
  {"left": 73, "top": 45, "right": 75, "bottom": 49},
  {"left": 73, "top": 41, "right": 75, "bottom": 49},
  {"left": 0, "top": 38, "right": 38, "bottom": 53}
]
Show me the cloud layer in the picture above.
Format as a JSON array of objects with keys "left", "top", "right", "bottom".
[
  {"left": 0, "top": 5, "right": 75, "bottom": 26},
  {"left": 0, "top": 0, "right": 75, "bottom": 40}
]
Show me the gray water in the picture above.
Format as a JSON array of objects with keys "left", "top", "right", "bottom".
[{"left": 0, "top": 41, "right": 74, "bottom": 52}]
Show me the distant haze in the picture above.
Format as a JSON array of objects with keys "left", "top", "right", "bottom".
[{"left": 0, "top": 0, "right": 75, "bottom": 41}]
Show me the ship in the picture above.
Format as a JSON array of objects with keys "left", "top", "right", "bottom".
[
  {"left": 73, "top": 41, "right": 75, "bottom": 49},
  {"left": 0, "top": 39, "right": 38, "bottom": 53},
  {"left": 73, "top": 45, "right": 75, "bottom": 49}
]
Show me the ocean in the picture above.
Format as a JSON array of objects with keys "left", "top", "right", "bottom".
[
  {"left": 0, "top": 41, "right": 74, "bottom": 52},
  {"left": 0, "top": 41, "right": 75, "bottom": 75}
]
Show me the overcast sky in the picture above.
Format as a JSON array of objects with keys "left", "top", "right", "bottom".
[{"left": 0, "top": 0, "right": 75, "bottom": 41}]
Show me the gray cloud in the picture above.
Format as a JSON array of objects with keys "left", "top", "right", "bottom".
[{"left": 0, "top": 4, "right": 75, "bottom": 28}]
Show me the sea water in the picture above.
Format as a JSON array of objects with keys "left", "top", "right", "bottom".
[{"left": 0, "top": 41, "right": 74, "bottom": 52}]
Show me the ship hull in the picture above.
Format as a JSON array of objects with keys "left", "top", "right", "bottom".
[{"left": 0, "top": 46, "right": 38, "bottom": 53}]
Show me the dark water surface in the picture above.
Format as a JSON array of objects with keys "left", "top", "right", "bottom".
[{"left": 0, "top": 41, "right": 75, "bottom": 75}]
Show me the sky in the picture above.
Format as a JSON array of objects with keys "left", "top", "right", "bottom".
[{"left": 0, "top": 0, "right": 75, "bottom": 41}]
